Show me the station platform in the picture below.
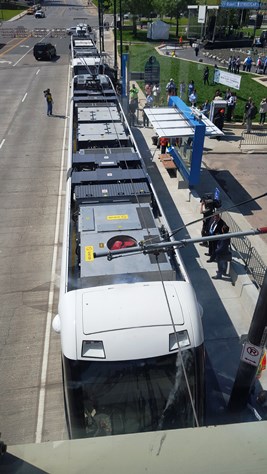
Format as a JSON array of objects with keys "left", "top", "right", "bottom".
[{"left": 128, "top": 83, "right": 267, "bottom": 418}]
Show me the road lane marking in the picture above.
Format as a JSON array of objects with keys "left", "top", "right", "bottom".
[
  {"left": 0, "top": 139, "right": 5, "bottom": 149},
  {"left": 0, "top": 35, "right": 31, "bottom": 58},
  {"left": 35, "top": 64, "right": 71, "bottom": 444},
  {"left": 22, "top": 93, "right": 27, "bottom": 103},
  {"left": 13, "top": 47, "right": 34, "bottom": 67},
  {"left": 36, "top": 69, "right": 40, "bottom": 75}
]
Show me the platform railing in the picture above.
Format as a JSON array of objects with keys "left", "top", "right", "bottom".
[{"left": 224, "top": 211, "right": 267, "bottom": 288}]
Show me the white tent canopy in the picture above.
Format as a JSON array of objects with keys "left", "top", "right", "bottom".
[{"left": 147, "top": 20, "right": 170, "bottom": 40}]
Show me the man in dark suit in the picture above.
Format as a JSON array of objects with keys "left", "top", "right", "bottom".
[{"left": 206, "top": 213, "right": 225, "bottom": 261}]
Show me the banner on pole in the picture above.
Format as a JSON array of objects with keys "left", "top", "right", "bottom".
[{"left": 198, "top": 5, "right": 206, "bottom": 24}]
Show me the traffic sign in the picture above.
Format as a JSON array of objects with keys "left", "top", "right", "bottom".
[
  {"left": 221, "top": 1, "right": 260, "bottom": 8},
  {"left": 241, "top": 342, "right": 263, "bottom": 367}
]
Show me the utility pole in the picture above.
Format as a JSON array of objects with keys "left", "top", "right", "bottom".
[
  {"left": 98, "top": 0, "right": 104, "bottom": 53},
  {"left": 176, "top": 3, "right": 179, "bottom": 38},
  {"left": 119, "top": 0, "right": 123, "bottom": 75},
  {"left": 228, "top": 269, "right": 267, "bottom": 413},
  {"left": 113, "top": 0, "right": 118, "bottom": 81}
]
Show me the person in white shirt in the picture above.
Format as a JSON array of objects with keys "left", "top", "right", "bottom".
[{"left": 152, "top": 83, "right": 161, "bottom": 106}]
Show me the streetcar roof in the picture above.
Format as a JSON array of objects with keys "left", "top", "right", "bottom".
[
  {"left": 72, "top": 57, "right": 101, "bottom": 66},
  {"left": 59, "top": 281, "right": 204, "bottom": 360}
]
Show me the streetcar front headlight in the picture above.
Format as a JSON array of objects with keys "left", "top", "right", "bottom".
[
  {"left": 169, "top": 330, "right": 190, "bottom": 351},
  {"left": 82, "top": 340, "right": 105, "bottom": 358}
]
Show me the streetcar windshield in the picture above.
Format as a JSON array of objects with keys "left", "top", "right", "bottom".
[{"left": 63, "top": 350, "right": 200, "bottom": 439}]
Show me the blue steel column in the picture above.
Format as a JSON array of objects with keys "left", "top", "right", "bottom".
[
  {"left": 168, "top": 96, "right": 206, "bottom": 187},
  {"left": 121, "top": 53, "right": 128, "bottom": 97}
]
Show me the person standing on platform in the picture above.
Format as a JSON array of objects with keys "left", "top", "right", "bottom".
[
  {"left": 129, "top": 84, "right": 139, "bottom": 109},
  {"left": 200, "top": 197, "right": 215, "bottom": 247},
  {"left": 160, "top": 137, "right": 169, "bottom": 154},
  {"left": 129, "top": 99, "right": 137, "bottom": 127},
  {"left": 143, "top": 94, "right": 154, "bottom": 128},
  {"left": 206, "top": 213, "right": 226, "bottom": 260},
  {"left": 212, "top": 224, "right": 231, "bottom": 279}
]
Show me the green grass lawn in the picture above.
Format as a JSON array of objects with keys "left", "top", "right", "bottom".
[
  {"left": 0, "top": 9, "right": 25, "bottom": 21},
  {"left": 126, "top": 42, "right": 267, "bottom": 121}
]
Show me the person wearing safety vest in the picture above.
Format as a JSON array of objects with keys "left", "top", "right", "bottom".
[{"left": 129, "top": 84, "right": 138, "bottom": 109}]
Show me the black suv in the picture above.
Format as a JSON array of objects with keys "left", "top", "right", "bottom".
[{"left": 33, "top": 42, "right": 56, "bottom": 60}]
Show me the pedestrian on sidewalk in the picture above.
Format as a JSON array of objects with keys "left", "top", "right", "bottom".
[
  {"left": 242, "top": 97, "right": 252, "bottom": 125},
  {"left": 152, "top": 83, "right": 161, "bottom": 106},
  {"left": 235, "top": 56, "right": 240, "bottom": 74},
  {"left": 129, "top": 83, "right": 139, "bottom": 109},
  {"left": 245, "top": 101, "right": 257, "bottom": 133},
  {"left": 145, "top": 83, "right": 152, "bottom": 97},
  {"left": 212, "top": 224, "right": 232, "bottom": 280},
  {"left": 166, "top": 78, "right": 176, "bottom": 102},
  {"left": 226, "top": 92, "right": 235, "bottom": 122},
  {"left": 143, "top": 91, "right": 154, "bottom": 128},
  {"left": 259, "top": 98, "right": 267, "bottom": 125},
  {"left": 244, "top": 55, "right": 252, "bottom": 72},
  {"left": 44, "top": 88, "right": 53, "bottom": 116},
  {"left": 129, "top": 98, "right": 137, "bottom": 126},
  {"left": 194, "top": 44, "right": 199, "bottom": 57}
]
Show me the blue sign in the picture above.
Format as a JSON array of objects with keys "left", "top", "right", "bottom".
[{"left": 221, "top": 1, "right": 260, "bottom": 8}]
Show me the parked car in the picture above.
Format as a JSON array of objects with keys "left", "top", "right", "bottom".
[
  {"left": 27, "top": 7, "right": 35, "bottom": 14},
  {"left": 33, "top": 42, "right": 56, "bottom": 60},
  {"left": 35, "top": 10, "right": 45, "bottom": 18}
]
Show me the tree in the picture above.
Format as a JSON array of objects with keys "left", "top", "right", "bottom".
[{"left": 120, "top": 0, "right": 154, "bottom": 36}]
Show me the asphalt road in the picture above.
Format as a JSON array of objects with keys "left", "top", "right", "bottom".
[{"left": 0, "top": 0, "right": 99, "bottom": 446}]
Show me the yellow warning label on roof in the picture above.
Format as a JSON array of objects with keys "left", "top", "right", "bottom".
[
  {"left": 107, "top": 215, "right": 128, "bottom": 220},
  {"left": 85, "top": 246, "right": 94, "bottom": 262}
]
